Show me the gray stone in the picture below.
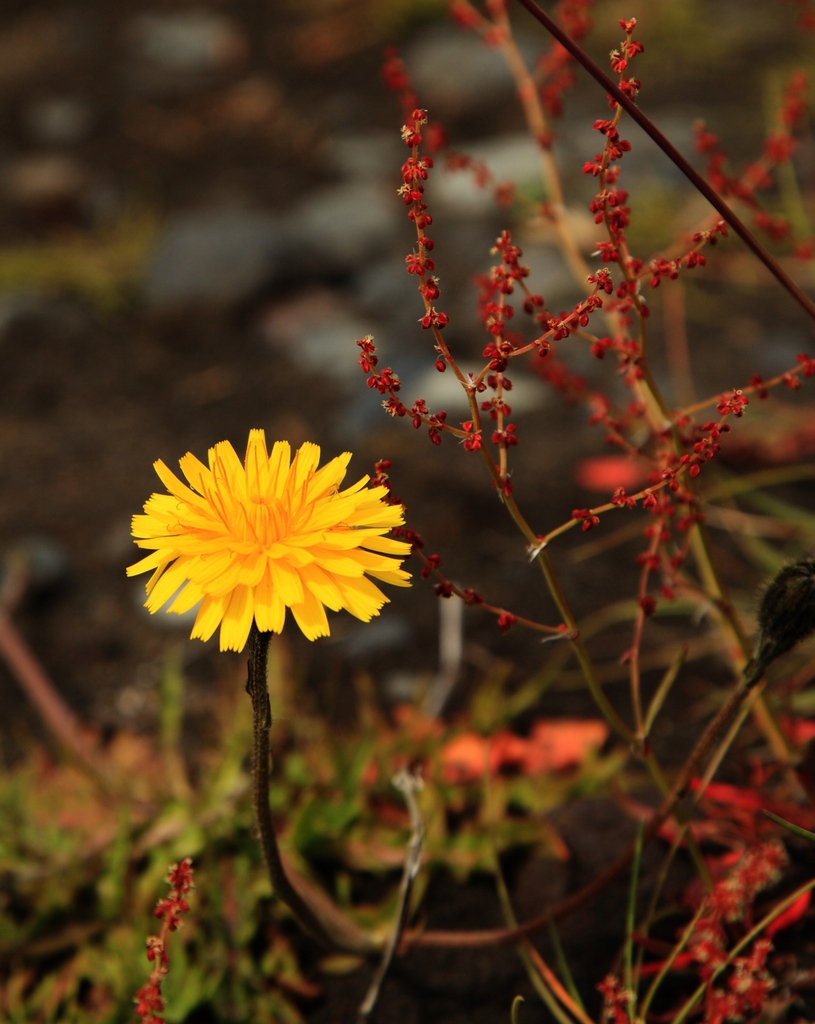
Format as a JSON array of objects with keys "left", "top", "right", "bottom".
[
  {"left": 354, "top": 252, "right": 417, "bottom": 317},
  {"left": 1, "top": 152, "right": 87, "bottom": 209},
  {"left": 337, "top": 615, "right": 412, "bottom": 658},
  {"left": 404, "top": 25, "right": 539, "bottom": 116},
  {"left": 0, "top": 535, "right": 73, "bottom": 600},
  {"left": 22, "top": 95, "right": 94, "bottom": 147},
  {"left": 431, "top": 133, "right": 542, "bottom": 216},
  {"left": 400, "top": 361, "right": 548, "bottom": 417},
  {"left": 0, "top": 294, "right": 92, "bottom": 340},
  {"left": 257, "top": 287, "right": 373, "bottom": 381},
  {"left": 144, "top": 208, "right": 285, "bottom": 308},
  {"left": 327, "top": 130, "right": 403, "bottom": 181},
  {"left": 287, "top": 180, "right": 400, "bottom": 270},
  {"left": 126, "top": 11, "right": 247, "bottom": 76}
]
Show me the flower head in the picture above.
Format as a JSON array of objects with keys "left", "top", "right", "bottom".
[{"left": 128, "top": 430, "right": 411, "bottom": 650}]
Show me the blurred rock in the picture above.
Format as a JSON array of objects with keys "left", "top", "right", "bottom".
[
  {"left": 0, "top": 11, "right": 91, "bottom": 86},
  {"left": 326, "top": 130, "right": 403, "bottom": 181},
  {"left": 405, "top": 25, "right": 538, "bottom": 116},
  {"left": 0, "top": 294, "right": 93, "bottom": 343},
  {"left": 401, "top": 360, "right": 548, "bottom": 417},
  {"left": 127, "top": 11, "right": 247, "bottom": 73},
  {"left": 286, "top": 180, "right": 400, "bottom": 272},
  {"left": 207, "top": 76, "right": 283, "bottom": 131},
  {"left": 124, "top": 10, "right": 248, "bottom": 94},
  {"left": 431, "top": 133, "right": 542, "bottom": 216},
  {"left": 144, "top": 207, "right": 285, "bottom": 309},
  {"left": 354, "top": 250, "right": 417, "bottom": 316},
  {"left": 257, "top": 286, "right": 373, "bottom": 381},
  {"left": 1, "top": 153, "right": 87, "bottom": 213},
  {"left": 337, "top": 615, "right": 413, "bottom": 659},
  {"left": 22, "top": 95, "right": 94, "bottom": 147},
  {"left": 0, "top": 535, "right": 73, "bottom": 604}
]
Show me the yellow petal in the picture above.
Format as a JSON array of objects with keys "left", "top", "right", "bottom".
[
  {"left": 268, "top": 557, "right": 305, "bottom": 605},
  {"left": 145, "top": 563, "right": 192, "bottom": 612},
  {"left": 178, "top": 451, "right": 213, "bottom": 496},
  {"left": 127, "top": 549, "right": 168, "bottom": 576},
  {"left": 301, "top": 563, "right": 345, "bottom": 611},
  {"left": 244, "top": 429, "right": 270, "bottom": 500},
  {"left": 254, "top": 567, "right": 287, "bottom": 634},
  {"left": 191, "top": 593, "right": 229, "bottom": 642},
  {"left": 219, "top": 585, "right": 254, "bottom": 651},
  {"left": 268, "top": 440, "right": 292, "bottom": 499},
  {"left": 167, "top": 581, "right": 205, "bottom": 614},
  {"left": 304, "top": 452, "right": 351, "bottom": 504},
  {"left": 289, "top": 442, "right": 321, "bottom": 498},
  {"left": 290, "top": 588, "right": 330, "bottom": 640}
]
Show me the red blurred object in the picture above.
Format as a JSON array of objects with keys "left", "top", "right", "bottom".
[{"left": 574, "top": 455, "right": 648, "bottom": 492}]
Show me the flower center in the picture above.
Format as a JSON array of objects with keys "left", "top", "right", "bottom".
[{"left": 247, "top": 495, "right": 289, "bottom": 547}]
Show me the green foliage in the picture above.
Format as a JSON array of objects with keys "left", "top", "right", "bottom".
[
  {"left": 0, "top": 646, "right": 622, "bottom": 1022},
  {"left": 0, "top": 206, "right": 157, "bottom": 310}
]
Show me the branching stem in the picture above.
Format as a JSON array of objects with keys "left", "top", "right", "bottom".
[{"left": 513, "top": 0, "right": 815, "bottom": 325}]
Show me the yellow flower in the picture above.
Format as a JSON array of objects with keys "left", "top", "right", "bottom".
[{"left": 128, "top": 430, "right": 412, "bottom": 651}]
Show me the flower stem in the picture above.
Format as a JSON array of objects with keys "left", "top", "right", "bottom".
[{"left": 245, "top": 624, "right": 376, "bottom": 953}]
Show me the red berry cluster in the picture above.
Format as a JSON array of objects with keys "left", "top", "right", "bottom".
[
  {"left": 134, "top": 858, "right": 195, "bottom": 1024},
  {"left": 681, "top": 843, "right": 787, "bottom": 1019}
]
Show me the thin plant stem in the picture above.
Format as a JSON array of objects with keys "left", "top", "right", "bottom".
[
  {"left": 493, "top": 1, "right": 793, "bottom": 804},
  {"left": 499, "top": 485, "right": 636, "bottom": 743},
  {"left": 639, "top": 900, "right": 707, "bottom": 1020},
  {"left": 245, "top": 624, "right": 377, "bottom": 954},
  {"left": 623, "top": 825, "right": 643, "bottom": 1008},
  {"left": 487, "top": 2, "right": 589, "bottom": 290},
  {"left": 506, "top": 0, "right": 801, "bottom": 778}
]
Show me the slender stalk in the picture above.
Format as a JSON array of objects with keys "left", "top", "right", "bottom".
[
  {"left": 508, "top": 0, "right": 801, "bottom": 783},
  {"left": 494, "top": 483, "right": 636, "bottom": 742},
  {"left": 488, "top": 2, "right": 589, "bottom": 290},
  {"left": 245, "top": 625, "right": 376, "bottom": 953}
]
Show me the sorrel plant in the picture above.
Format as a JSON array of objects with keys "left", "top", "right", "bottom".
[
  {"left": 352, "top": 0, "right": 815, "bottom": 1018},
  {"left": 122, "top": 1, "right": 815, "bottom": 1021}
]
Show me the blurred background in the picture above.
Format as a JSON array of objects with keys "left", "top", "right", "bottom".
[{"left": 0, "top": 0, "right": 812, "bottom": 756}]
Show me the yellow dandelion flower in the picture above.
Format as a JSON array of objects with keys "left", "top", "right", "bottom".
[{"left": 127, "top": 429, "right": 412, "bottom": 651}]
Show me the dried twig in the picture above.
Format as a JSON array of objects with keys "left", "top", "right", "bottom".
[
  {"left": 0, "top": 599, "right": 111, "bottom": 788},
  {"left": 358, "top": 768, "right": 424, "bottom": 1022}
]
